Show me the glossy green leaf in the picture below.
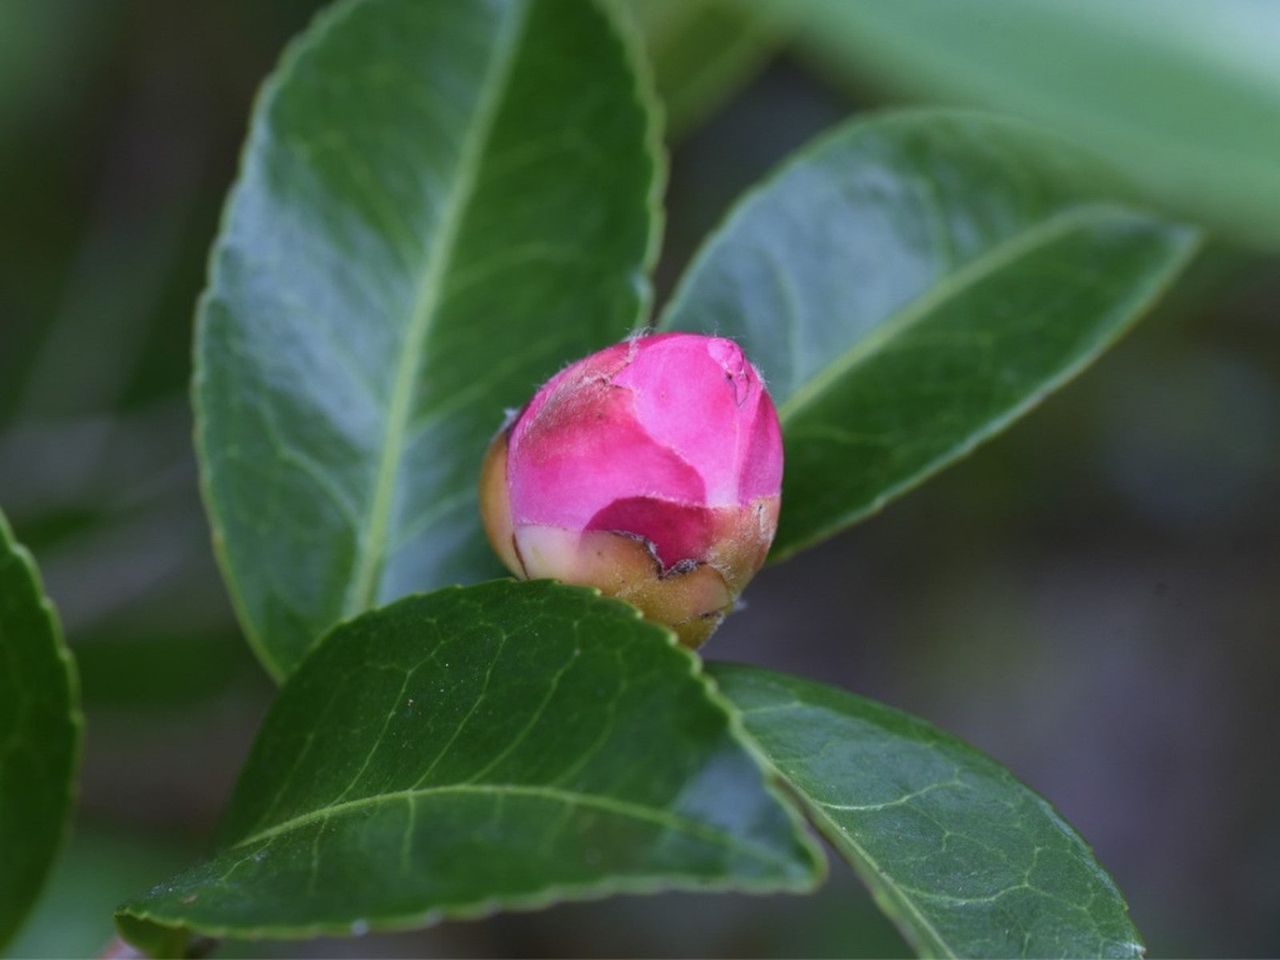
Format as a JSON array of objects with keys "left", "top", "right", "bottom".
[
  {"left": 711, "top": 664, "right": 1142, "bottom": 959},
  {"left": 780, "top": 0, "right": 1280, "bottom": 251},
  {"left": 116, "top": 581, "right": 822, "bottom": 948},
  {"left": 660, "top": 110, "right": 1198, "bottom": 560},
  {"left": 0, "top": 510, "right": 81, "bottom": 950},
  {"left": 196, "top": 0, "right": 663, "bottom": 680},
  {"left": 629, "top": 0, "right": 778, "bottom": 140}
]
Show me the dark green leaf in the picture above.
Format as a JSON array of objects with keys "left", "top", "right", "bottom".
[
  {"left": 629, "top": 0, "right": 778, "bottom": 140},
  {"left": 711, "top": 663, "right": 1142, "bottom": 959},
  {"left": 116, "top": 581, "right": 822, "bottom": 947},
  {"left": 0, "top": 510, "right": 81, "bottom": 950},
  {"left": 75, "top": 630, "right": 259, "bottom": 714},
  {"left": 196, "top": 0, "right": 663, "bottom": 679},
  {"left": 660, "top": 109, "right": 1198, "bottom": 560},
  {"left": 780, "top": 0, "right": 1280, "bottom": 251}
]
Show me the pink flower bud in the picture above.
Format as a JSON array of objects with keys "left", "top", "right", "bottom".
[{"left": 480, "top": 332, "right": 783, "bottom": 647}]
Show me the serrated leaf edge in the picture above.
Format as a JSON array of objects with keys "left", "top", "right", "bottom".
[
  {"left": 115, "top": 582, "right": 824, "bottom": 947},
  {"left": 193, "top": 0, "right": 670, "bottom": 684},
  {"left": 655, "top": 107, "right": 1201, "bottom": 563},
  {"left": 712, "top": 663, "right": 1146, "bottom": 960},
  {"left": 770, "top": 208, "right": 1198, "bottom": 562},
  {"left": 191, "top": 0, "right": 366, "bottom": 684}
]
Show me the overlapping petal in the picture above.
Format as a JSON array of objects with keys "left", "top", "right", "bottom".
[{"left": 481, "top": 333, "right": 783, "bottom": 646}]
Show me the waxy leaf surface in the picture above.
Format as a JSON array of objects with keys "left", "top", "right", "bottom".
[
  {"left": 0, "top": 510, "right": 81, "bottom": 949},
  {"left": 661, "top": 110, "right": 1197, "bottom": 560},
  {"left": 782, "top": 0, "right": 1280, "bottom": 251},
  {"left": 196, "top": 0, "right": 662, "bottom": 679},
  {"left": 116, "top": 582, "right": 821, "bottom": 947},
  {"left": 712, "top": 664, "right": 1142, "bottom": 959}
]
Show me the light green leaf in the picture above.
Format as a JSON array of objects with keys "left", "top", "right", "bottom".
[
  {"left": 196, "top": 0, "right": 663, "bottom": 680},
  {"left": 711, "top": 663, "right": 1143, "bottom": 959},
  {"left": 628, "top": 0, "right": 779, "bottom": 140},
  {"left": 780, "top": 0, "right": 1280, "bottom": 251},
  {"left": 660, "top": 109, "right": 1198, "bottom": 560},
  {"left": 0, "top": 510, "right": 81, "bottom": 950},
  {"left": 116, "top": 581, "right": 822, "bottom": 949}
]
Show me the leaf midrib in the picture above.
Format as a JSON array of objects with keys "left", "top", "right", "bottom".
[
  {"left": 807, "top": 801, "right": 955, "bottom": 959},
  {"left": 776, "top": 202, "right": 1126, "bottom": 425},
  {"left": 346, "top": 3, "right": 529, "bottom": 614},
  {"left": 234, "top": 781, "right": 796, "bottom": 872},
  {"left": 732, "top": 691, "right": 955, "bottom": 958}
]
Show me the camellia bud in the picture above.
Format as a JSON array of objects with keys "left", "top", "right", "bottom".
[{"left": 479, "top": 332, "right": 782, "bottom": 647}]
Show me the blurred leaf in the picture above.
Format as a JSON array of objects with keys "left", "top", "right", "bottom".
[
  {"left": 116, "top": 581, "right": 822, "bottom": 950},
  {"left": 0, "top": 511, "right": 81, "bottom": 950},
  {"left": 711, "top": 663, "right": 1143, "bottom": 959},
  {"left": 75, "top": 630, "right": 257, "bottom": 713},
  {"left": 0, "top": 0, "right": 96, "bottom": 138},
  {"left": 196, "top": 0, "right": 662, "bottom": 680},
  {"left": 4, "top": 828, "right": 195, "bottom": 959},
  {"left": 779, "top": 0, "right": 1280, "bottom": 251},
  {"left": 660, "top": 110, "right": 1198, "bottom": 561},
  {"left": 629, "top": 0, "right": 778, "bottom": 140}
]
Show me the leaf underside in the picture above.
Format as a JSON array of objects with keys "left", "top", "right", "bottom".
[
  {"left": 660, "top": 109, "right": 1198, "bottom": 561},
  {"left": 712, "top": 663, "right": 1143, "bottom": 959},
  {"left": 116, "top": 581, "right": 822, "bottom": 949},
  {"left": 195, "top": 0, "right": 662, "bottom": 680},
  {"left": 0, "top": 510, "right": 81, "bottom": 950}
]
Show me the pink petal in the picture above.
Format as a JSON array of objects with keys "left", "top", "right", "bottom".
[
  {"left": 586, "top": 496, "right": 716, "bottom": 568},
  {"left": 613, "top": 333, "right": 765, "bottom": 507},
  {"left": 509, "top": 374, "right": 705, "bottom": 530},
  {"left": 737, "top": 390, "right": 784, "bottom": 503}
]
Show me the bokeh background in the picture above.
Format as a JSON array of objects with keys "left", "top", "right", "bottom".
[{"left": 2, "top": 1, "right": 1278, "bottom": 957}]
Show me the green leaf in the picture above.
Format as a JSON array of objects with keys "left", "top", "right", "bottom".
[
  {"left": 711, "top": 663, "right": 1142, "bottom": 959},
  {"left": 660, "top": 109, "right": 1198, "bottom": 560},
  {"left": 6, "top": 829, "right": 197, "bottom": 960},
  {"left": 628, "top": 0, "right": 778, "bottom": 140},
  {"left": 116, "top": 581, "right": 822, "bottom": 948},
  {"left": 75, "top": 630, "right": 258, "bottom": 714},
  {"left": 196, "top": 0, "right": 663, "bottom": 680},
  {"left": 778, "top": 0, "right": 1280, "bottom": 251},
  {"left": 0, "top": 510, "right": 81, "bottom": 950}
]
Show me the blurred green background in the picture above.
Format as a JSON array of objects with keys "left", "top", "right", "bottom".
[{"left": 2, "top": 1, "right": 1278, "bottom": 956}]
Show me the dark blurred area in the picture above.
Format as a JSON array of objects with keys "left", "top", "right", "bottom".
[{"left": 2, "top": 2, "right": 1278, "bottom": 957}]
